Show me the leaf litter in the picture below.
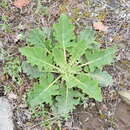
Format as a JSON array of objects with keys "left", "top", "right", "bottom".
[
  {"left": 13, "top": 0, "right": 31, "bottom": 8},
  {"left": 93, "top": 21, "right": 108, "bottom": 32}
]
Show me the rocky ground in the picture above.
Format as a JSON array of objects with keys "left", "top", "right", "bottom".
[{"left": 0, "top": 0, "right": 130, "bottom": 129}]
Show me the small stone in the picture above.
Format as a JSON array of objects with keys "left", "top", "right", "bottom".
[
  {"left": 0, "top": 97, "right": 15, "bottom": 130},
  {"left": 8, "top": 92, "right": 17, "bottom": 100},
  {"left": 0, "top": 41, "right": 4, "bottom": 48},
  {"left": 118, "top": 90, "right": 130, "bottom": 105}
]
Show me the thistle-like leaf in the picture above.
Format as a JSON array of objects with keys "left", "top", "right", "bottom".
[
  {"left": 52, "top": 88, "right": 81, "bottom": 117},
  {"left": 53, "top": 14, "right": 75, "bottom": 46},
  {"left": 27, "top": 74, "right": 59, "bottom": 108},
  {"left": 62, "top": 74, "right": 78, "bottom": 88},
  {"left": 19, "top": 47, "right": 54, "bottom": 71},
  {"left": 74, "top": 74, "right": 102, "bottom": 101},
  {"left": 79, "top": 28, "right": 100, "bottom": 48},
  {"left": 89, "top": 70, "right": 113, "bottom": 86},
  {"left": 22, "top": 61, "right": 43, "bottom": 79},
  {"left": 52, "top": 47, "right": 66, "bottom": 67},
  {"left": 85, "top": 47, "right": 116, "bottom": 71},
  {"left": 69, "top": 41, "right": 87, "bottom": 64},
  {"left": 27, "top": 28, "right": 45, "bottom": 47}
]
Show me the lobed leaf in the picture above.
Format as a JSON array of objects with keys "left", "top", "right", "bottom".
[
  {"left": 79, "top": 28, "right": 100, "bottom": 48},
  {"left": 69, "top": 41, "right": 87, "bottom": 64},
  {"left": 27, "top": 28, "right": 45, "bottom": 47},
  {"left": 53, "top": 14, "right": 75, "bottom": 47},
  {"left": 52, "top": 47, "right": 66, "bottom": 67},
  {"left": 22, "top": 61, "right": 43, "bottom": 79},
  {"left": 85, "top": 47, "right": 116, "bottom": 71},
  {"left": 74, "top": 74, "right": 102, "bottom": 101},
  {"left": 19, "top": 47, "right": 54, "bottom": 71},
  {"left": 62, "top": 74, "right": 78, "bottom": 88},
  {"left": 89, "top": 70, "right": 113, "bottom": 86},
  {"left": 27, "top": 74, "right": 59, "bottom": 108},
  {"left": 52, "top": 88, "right": 81, "bottom": 117}
]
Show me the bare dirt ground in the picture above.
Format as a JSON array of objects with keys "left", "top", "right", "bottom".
[{"left": 0, "top": 0, "right": 130, "bottom": 129}]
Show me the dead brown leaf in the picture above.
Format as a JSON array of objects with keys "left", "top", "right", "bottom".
[
  {"left": 13, "top": 0, "right": 31, "bottom": 8},
  {"left": 93, "top": 22, "right": 108, "bottom": 32}
]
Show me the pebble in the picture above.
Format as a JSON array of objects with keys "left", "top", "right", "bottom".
[
  {"left": 0, "top": 97, "right": 15, "bottom": 130},
  {"left": 118, "top": 90, "right": 130, "bottom": 105}
]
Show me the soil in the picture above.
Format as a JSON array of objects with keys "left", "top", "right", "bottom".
[
  {"left": 0, "top": 0, "right": 130, "bottom": 130},
  {"left": 115, "top": 102, "right": 130, "bottom": 130}
]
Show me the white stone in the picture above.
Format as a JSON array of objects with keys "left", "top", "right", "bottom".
[{"left": 0, "top": 97, "right": 14, "bottom": 130}]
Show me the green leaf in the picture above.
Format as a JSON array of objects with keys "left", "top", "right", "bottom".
[
  {"left": 62, "top": 74, "right": 78, "bottom": 88},
  {"left": 27, "top": 74, "right": 59, "bottom": 108},
  {"left": 19, "top": 47, "right": 55, "bottom": 71},
  {"left": 41, "top": 27, "right": 52, "bottom": 39},
  {"left": 74, "top": 74, "right": 102, "bottom": 101},
  {"left": 79, "top": 28, "right": 100, "bottom": 48},
  {"left": 85, "top": 47, "right": 116, "bottom": 71},
  {"left": 27, "top": 28, "right": 52, "bottom": 53},
  {"left": 52, "top": 47, "right": 66, "bottom": 67},
  {"left": 69, "top": 41, "right": 87, "bottom": 64},
  {"left": 27, "top": 28, "right": 45, "bottom": 47},
  {"left": 53, "top": 14, "right": 75, "bottom": 46},
  {"left": 52, "top": 88, "right": 81, "bottom": 117},
  {"left": 19, "top": 47, "right": 45, "bottom": 70},
  {"left": 22, "top": 61, "right": 43, "bottom": 79},
  {"left": 89, "top": 71, "right": 113, "bottom": 86}
]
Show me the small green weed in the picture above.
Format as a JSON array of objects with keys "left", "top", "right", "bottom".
[
  {"left": 4, "top": 57, "right": 22, "bottom": 85},
  {"left": 34, "top": 0, "right": 48, "bottom": 15},
  {"left": 4, "top": 86, "right": 12, "bottom": 95},
  {"left": 0, "top": 15, "right": 11, "bottom": 33},
  {"left": 0, "top": 0, "right": 9, "bottom": 9},
  {"left": 0, "top": 48, "right": 7, "bottom": 61},
  {"left": 0, "top": 24, "right": 11, "bottom": 32},
  {"left": 19, "top": 14, "right": 116, "bottom": 119}
]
